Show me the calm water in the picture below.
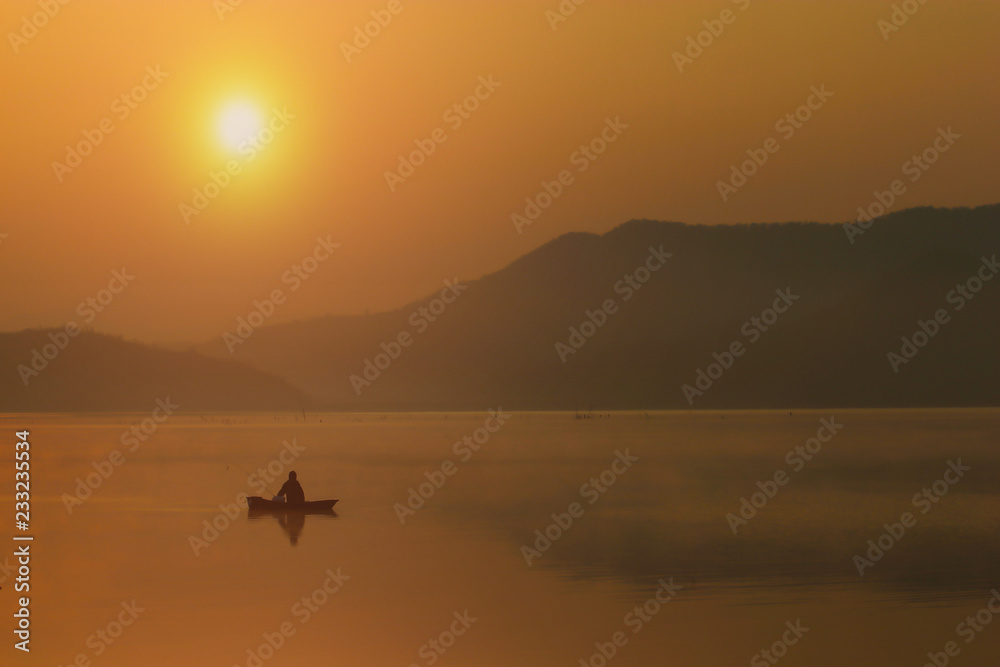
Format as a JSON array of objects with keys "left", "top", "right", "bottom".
[{"left": 1, "top": 410, "right": 998, "bottom": 666}]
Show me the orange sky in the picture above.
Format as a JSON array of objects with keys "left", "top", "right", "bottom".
[{"left": 1, "top": 0, "right": 998, "bottom": 342}]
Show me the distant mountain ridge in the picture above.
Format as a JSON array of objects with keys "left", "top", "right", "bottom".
[
  {"left": 3, "top": 205, "right": 997, "bottom": 411},
  {"left": 197, "top": 204, "right": 1000, "bottom": 410},
  {"left": 0, "top": 330, "right": 309, "bottom": 412}
]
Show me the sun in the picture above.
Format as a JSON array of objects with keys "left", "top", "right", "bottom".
[{"left": 218, "top": 102, "right": 262, "bottom": 150}]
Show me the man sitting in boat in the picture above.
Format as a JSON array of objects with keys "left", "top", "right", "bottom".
[{"left": 276, "top": 471, "right": 305, "bottom": 505}]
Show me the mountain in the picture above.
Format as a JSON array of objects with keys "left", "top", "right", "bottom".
[
  {"left": 198, "top": 204, "right": 1000, "bottom": 410},
  {"left": 1, "top": 330, "right": 310, "bottom": 412}
]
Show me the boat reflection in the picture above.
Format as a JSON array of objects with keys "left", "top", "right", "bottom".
[{"left": 247, "top": 508, "right": 338, "bottom": 546}]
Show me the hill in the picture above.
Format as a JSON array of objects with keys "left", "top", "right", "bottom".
[
  {"left": 198, "top": 204, "right": 1000, "bottom": 410},
  {"left": 1, "top": 330, "right": 310, "bottom": 412}
]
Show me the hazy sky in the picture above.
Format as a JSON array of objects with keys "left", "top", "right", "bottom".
[{"left": 1, "top": 0, "right": 997, "bottom": 341}]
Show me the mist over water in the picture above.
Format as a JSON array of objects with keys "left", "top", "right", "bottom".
[{"left": 3, "top": 410, "right": 998, "bottom": 666}]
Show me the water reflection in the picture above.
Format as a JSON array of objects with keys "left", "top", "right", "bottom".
[
  {"left": 248, "top": 508, "right": 339, "bottom": 546},
  {"left": 8, "top": 411, "right": 1000, "bottom": 666}
]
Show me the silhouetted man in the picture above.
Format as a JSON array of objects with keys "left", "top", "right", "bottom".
[{"left": 277, "top": 471, "right": 305, "bottom": 505}]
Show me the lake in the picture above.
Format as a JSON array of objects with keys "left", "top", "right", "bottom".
[{"left": 2, "top": 409, "right": 998, "bottom": 666}]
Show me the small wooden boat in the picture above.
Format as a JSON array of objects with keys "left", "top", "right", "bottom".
[{"left": 247, "top": 496, "right": 338, "bottom": 512}]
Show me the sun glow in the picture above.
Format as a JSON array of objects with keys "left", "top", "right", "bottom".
[{"left": 218, "top": 102, "right": 262, "bottom": 150}]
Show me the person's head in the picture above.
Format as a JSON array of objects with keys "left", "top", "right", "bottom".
[{"left": 288, "top": 471, "right": 297, "bottom": 481}]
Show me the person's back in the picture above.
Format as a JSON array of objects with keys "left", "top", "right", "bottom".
[{"left": 278, "top": 471, "right": 305, "bottom": 505}]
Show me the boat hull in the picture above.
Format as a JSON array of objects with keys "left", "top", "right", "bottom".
[{"left": 247, "top": 496, "right": 338, "bottom": 512}]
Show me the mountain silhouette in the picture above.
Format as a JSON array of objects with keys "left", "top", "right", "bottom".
[
  {"left": 195, "top": 204, "right": 1000, "bottom": 410},
  {"left": 1, "top": 330, "right": 310, "bottom": 412}
]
